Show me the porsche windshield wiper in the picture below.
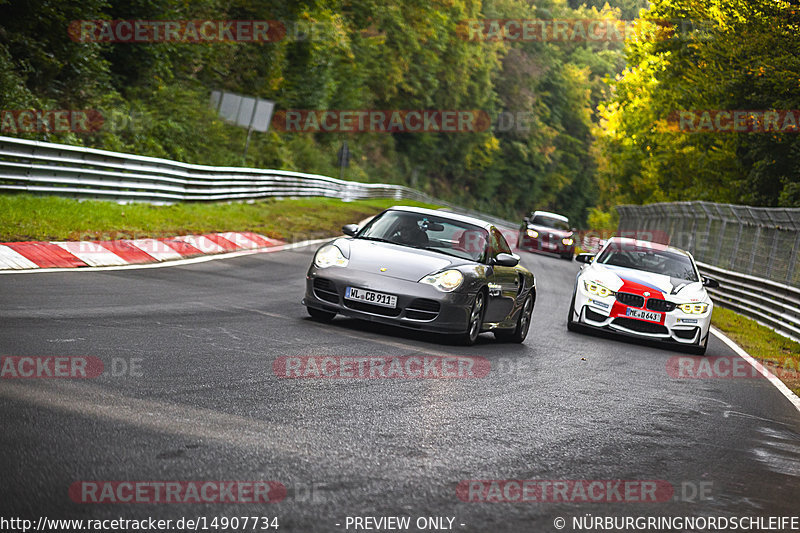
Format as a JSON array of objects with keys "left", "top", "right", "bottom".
[
  {"left": 356, "top": 236, "right": 394, "bottom": 243},
  {"left": 414, "top": 246, "right": 464, "bottom": 259}
]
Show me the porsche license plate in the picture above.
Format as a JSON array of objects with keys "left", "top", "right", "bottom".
[
  {"left": 345, "top": 287, "right": 398, "bottom": 308},
  {"left": 626, "top": 307, "right": 662, "bottom": 323}
]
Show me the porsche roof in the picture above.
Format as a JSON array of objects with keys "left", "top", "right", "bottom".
[{"left": 386, "top": 205, "right": 496, "bottom": 230}]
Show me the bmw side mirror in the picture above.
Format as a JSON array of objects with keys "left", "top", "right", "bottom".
[
  {"left": 575, "top": 253, "right": 594, "bottom": 264},
  {"left": 571, "top": 228, "right": 577, "bottom": 233},
  {"left": 494, "top": 253, "right": 519, "bottom": 267},
  {"left": 702, "top": 277, "right": 719, "bottom": 288},
  {"left": 342, "top": 224, "right": 359, "bottom": 237}
]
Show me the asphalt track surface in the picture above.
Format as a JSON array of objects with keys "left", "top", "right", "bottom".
[{"left": 1, "top": 244, "right": 799, "bottom": 532}]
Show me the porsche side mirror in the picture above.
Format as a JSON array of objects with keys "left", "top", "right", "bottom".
[
  {"left": 342, "top": 224, "right": 359, "bottom": 237},
  {"left": 702, "top": 276, "right": 719, "bottom": 288},
  {"left": 575, "top": 253, "right": 595, "bottom": 264},
  {"left": 494, "top": 253, "right": 519, "bottom": 267}
]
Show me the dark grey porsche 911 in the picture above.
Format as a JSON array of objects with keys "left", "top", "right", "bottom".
[{"left": 302, "top": 206, "right": 536, "bottom": 345}]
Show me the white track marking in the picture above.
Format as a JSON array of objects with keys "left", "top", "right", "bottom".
[{"left": 711, "top": 326, "right": 800, "bottom": 413}]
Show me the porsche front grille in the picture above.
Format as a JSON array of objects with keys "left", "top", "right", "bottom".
[
  {"left": 405, "top": 298, "right": 441, "bottom": 321},
  {"left": 312, "top": 277, "right": 339, "bottom": 304},
  {"left": 344, "top": 300, "right": 402, "bottom": 317}
]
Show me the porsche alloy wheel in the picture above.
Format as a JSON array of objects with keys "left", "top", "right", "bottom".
[{"left": 459, "top": 291, "right": 485, "bottom": 346}]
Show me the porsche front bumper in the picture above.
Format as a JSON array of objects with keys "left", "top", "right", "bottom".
[{"left": 302, "top": 267, "right": 475, "bottom": 333}]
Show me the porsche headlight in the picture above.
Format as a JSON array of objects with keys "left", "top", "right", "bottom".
[
  {"left": 526, "top": 229, "right": 538, "bottom": 238},
  {"left": 313, "top": 244, "right": 348, "bottom": 268},
  {"left": 420, "top": 269, "right": 464, "bottom": 292},
  {"left": 562, "top": 237, "right": 574, "bottom": 246},
  {"left": 678, "top": 303, "right": 709, "bottom": 314},
  {"left": 584, "top": 280, "right": 614, "bottom": 298}
]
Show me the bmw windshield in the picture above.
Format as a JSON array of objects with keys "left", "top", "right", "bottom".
[{"left": 596, "top": 245, "right": 699, "bottom": 282}]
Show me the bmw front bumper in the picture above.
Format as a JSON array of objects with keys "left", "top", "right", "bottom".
[{"left": 572, "top": 285, "right": 712, "bottom": 345}]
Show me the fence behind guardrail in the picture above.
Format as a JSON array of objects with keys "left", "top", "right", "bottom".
[
  {"left": 0, "top": 136, "right": 516, "bottom": 229},
  {"left": 617, "top": 201, "right": 800, "bottom": 342}
]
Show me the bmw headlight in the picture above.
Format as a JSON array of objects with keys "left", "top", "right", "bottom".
[
  {"left": 526, "top": 229, "right": 538, "bottom": 238},
  {"left": 420, "top": 269, "right": 464, "bottom": 292},
  {"left": 678, "top": 303, "right": 709, "bottom": 314},
  {"left": 583, "top": 280, "right": 614, "bottom": 298},
  {"left": 562, "top": 237, "right": 574, "bottom": 246},
  {"left": 313, "top": 244, "right": 348, "bottom": 268}
]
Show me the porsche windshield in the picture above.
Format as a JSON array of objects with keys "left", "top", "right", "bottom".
[
  {"left": 358, "top": 211, "right": 488, "bottom": 262},
  {"left": 596, "top": 245, "right": 699, "bottom": 282}
]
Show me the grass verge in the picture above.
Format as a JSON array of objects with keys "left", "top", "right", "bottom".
[
  {"left": 712, "top": 306, "right": 800, "bottom": 397},
  {"left": 0, "top": 194, "right": 440, "bottom": 242}
]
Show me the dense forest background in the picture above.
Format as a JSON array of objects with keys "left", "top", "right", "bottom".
[{"left": 0, "top": 0, "right": 797, "bottom": 226}]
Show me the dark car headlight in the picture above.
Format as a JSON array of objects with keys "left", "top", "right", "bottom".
[
  {"left": 313, "top": 244, "right": 348, "bottom": 268},
  {"left": 526, "top": 229, "right": 538, "bottom": 238},
  {"left": 562, "top": 237, "right": 574, "bottom": 246},
  {"left": 419, "top": 269, "right": 464, "bottom": 292}
]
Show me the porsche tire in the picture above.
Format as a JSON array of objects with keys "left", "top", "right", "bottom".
[
  {"left": 457, "top": 291, "right": 486, "bottom": 346},
  {"left": 494, "top": 293, "right": 533, "bottom": 343},
  {"left": 307, "top": 306, "right": 336, "bottom": 322}
]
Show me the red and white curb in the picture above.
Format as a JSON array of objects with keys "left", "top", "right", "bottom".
[{"left": 0, "top": 232, "right": 304, "bottom": 272}]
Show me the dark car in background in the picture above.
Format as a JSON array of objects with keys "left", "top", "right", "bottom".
[
  {"left": 517, "top": 210, "right": 576, "bottom": 260},
  {"left": 303, "top": 206, "right": 536, "bottom": 345}
]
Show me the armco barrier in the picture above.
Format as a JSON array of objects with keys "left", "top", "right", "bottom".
[
  {"left": 0, "top": 136, "right": 515, "bottom": 229},
  {"left": 618, "top": 202, "right": 800, "bottom": 343}
]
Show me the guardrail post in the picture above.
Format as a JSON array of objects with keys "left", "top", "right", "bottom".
[{"left": 789, "top": 232, "right": 800, "bottom": 285}]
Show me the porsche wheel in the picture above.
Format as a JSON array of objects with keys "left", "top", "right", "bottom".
[
  {"left": 494, "top": 293, "right": 533, "bottom": 343},
  {"left": 458, "top": 291, "right": 486, "bottom": 346},
  {"left": 307, "top": 306, "right": 336, "bottom": 322}
]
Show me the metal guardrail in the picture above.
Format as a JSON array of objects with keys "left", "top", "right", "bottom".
[
  {"left": 697, "top": 262, "right": 800, "bottom": 343},
  {"left": 618, "top": 201, "right": 800, "bottom": 344},
  {"left": 0, "top": 135, "right": 516, "bottom": 229}
]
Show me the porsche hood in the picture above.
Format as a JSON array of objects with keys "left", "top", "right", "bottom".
[{"left": 333, "top": 238, "right": 467, "bottom": 282}]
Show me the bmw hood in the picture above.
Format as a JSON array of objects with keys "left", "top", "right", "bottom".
[
  {"left": 585, "top": 263, "right": 708, "bottom": 301},
  {"left": 334, "top": 238, "right": 466, "bottom": 281}
]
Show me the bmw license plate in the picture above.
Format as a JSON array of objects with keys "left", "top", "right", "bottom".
[
  {"left": 626, "top": 307, "right": 662, "bottom": 323},
  {"left": 345, "top": 287, "right": 398, "bottom": 308}
]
